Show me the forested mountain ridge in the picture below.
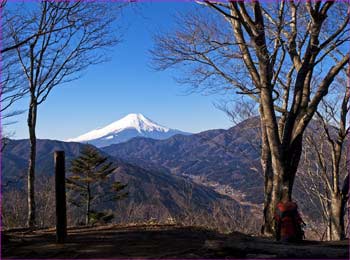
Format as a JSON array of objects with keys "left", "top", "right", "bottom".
[
  {"left": 102, "top": 117, "right": 263, "bottom": 203},
  {"left": 101, "top": 116, "right": 349, "bottom": 238},
  {"left": 2, "top": 138, "right": 251, "bottom": 231}
]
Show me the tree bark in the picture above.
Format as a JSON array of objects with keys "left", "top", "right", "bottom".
[
  {"left": 261, "top": 115, "right": 304, "bottom": 236},
  {"left": 339, "top": 173, "right": 349, "bottom": 240},
  {"left": 260, "top": 108, "right": 275, "bottom": 236},
  {"left": 283, "top": 134, "right": 303, "bottom": 197},
  {"left": 327, "top": 141, "right": 348, "bottom": 240},
  {"left": 27, "top": 96, "right": 37, "bottom": 228},
  {"left": 329, "top": 192, "right": 342, "bottom": 240},
  {"left": 261, "top": 134, "right": 275, "bottom": 235},
  {"left": 86, "top": 184, "right": 91, "bottom": 225}
]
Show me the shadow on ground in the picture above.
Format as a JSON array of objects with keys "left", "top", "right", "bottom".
[{"left": 2, "top": 225, "right": 349, "bottom": 259}]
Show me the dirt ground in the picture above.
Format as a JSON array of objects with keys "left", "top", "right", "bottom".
[{"left": 2, "top": 224, "right": 349, "bottom": 259}]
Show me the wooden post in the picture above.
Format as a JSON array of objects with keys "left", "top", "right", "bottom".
[{"left": 55, "top": 151, "right": 67, "bottom": 243}]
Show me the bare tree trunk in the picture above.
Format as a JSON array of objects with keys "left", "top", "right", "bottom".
[
  {"left": 340, "top": 174, "right": 349, "bottom": 239},
  {"left": 327, "top": 219, "right": 331, "bottom": 241},
  {"left": 27, "top": 96, "right": 37, "bottom": 228},
  {"left": 331, "top": 174, "right": 350, "bottom": 240},
  {"left": 262, "top": 119, "right": 304, "bottom": 237},
  {"left": 340, "top": 197, "right": 347, "bottom": 240},
  {"left": 262, "top": 143, "right": 276, "bottom": 236},
  {"left": 328, "top": 143, "right": 348, "bottom": 240},
  {"left": 260, "top": 108, "right": 274, "bottom": 236},
  {"left": 283, "top": 134, "right": 303, "bottom": 197},
  {"left": 260, "top": 87, "right": 286, "bottom": 221},
  {"left": 86, "top": 184, "right": 91, "bottom": 225},
  {"left": 329, "top": 192, "right": 342, "bottom": 240}
]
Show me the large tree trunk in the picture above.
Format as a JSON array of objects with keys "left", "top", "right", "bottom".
[
  {"left": 328, "top": 147, "right": 348, "bottom": 240},
  {"left": 340, "top": 174, "right": 349, "bottom": 239},
  {"left": 258, "top": 60, "right": 286, "bottom": 236},
  {"left": 27, "top": 97, "right": 37, "bottom": 228},
  {"left": 260, "top": 114, "right": 304, "bottom": 237},
  {"left": 329, "top": 192, "right": 343, "bottom": 240},
  {"left": 260, "top": 88, "right": 286, "bottom": 207},
  {"left": 260, "top": 109, "right": 275, "bottom": 236},
  {"left": 283, "top": 134, "right": 303, "bottom": 197},
  {"left": 330, "top": 173, "right": 350, "bottom": 241},
  {"left": 262, "top": 149, "right": 278, "bottom": 236},
  {"left": 261, "top": 136, "right": 302, "bottom": 237}
]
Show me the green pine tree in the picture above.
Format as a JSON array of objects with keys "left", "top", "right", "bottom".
[{"left": 67, "top": 146, "right": 128, "bottom": 225}]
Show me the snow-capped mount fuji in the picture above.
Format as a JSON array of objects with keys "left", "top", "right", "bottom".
[{"left": 67, "top": 113, "right": 190, "bottom": 147}]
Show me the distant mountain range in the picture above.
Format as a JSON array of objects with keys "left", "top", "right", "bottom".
[
  {"left": 3, "top": 117, "right": 331, "bottom": 231},
  {"left": 67, "top": 113, "right": 190, "bottom": 147},
  {"left": 101, "top": 117, "right": 335, "bottom": 221},
  {"left": 102, "top": 117, "right": 263, "bottom": 204},
  {"left": 2, "top": 138, "right": 244, "bottom": 229},
  {"left": 2, "top": 117, "right": 263, "bottom": 228}
]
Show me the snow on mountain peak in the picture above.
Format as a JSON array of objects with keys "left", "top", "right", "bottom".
[
  {"left": 115, "top": 113, "right": 170, "bottom": 133},
  {"left": 67, "top": 113, "right": 170, "bottom": 143}
]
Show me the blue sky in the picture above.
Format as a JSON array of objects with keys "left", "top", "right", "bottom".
[{"left": 5, "top": 2, "right": 234, "bottom": 140}]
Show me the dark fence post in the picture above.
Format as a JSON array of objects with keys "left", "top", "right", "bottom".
[{"left": 55, "top": 150, "right": 67, "bottom": 243}]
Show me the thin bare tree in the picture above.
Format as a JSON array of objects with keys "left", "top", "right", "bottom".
[
  {"left": 4, "top": 1, "right": 126, "bottom": 228},
  {"left": 298, "top": 70, "right": 349, "bottom": 240},
  {"left": 1, "top": 5, "right": 28, "bottom": 151},
  {"left": 151, "top": 1, "right": 350, "bottom": 235}
]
